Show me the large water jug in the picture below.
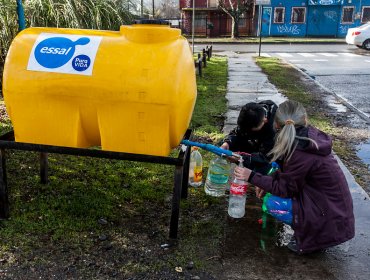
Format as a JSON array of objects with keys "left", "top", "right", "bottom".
[
  {"left": 205, "top": 156, "right": 231, "bottom": 197},
  {"left": 2, "top": 20, "right": 196, "bottom": 156}
]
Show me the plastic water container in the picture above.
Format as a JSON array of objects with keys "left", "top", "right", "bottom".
[
  {"left": 205, "top": 156, "right": 231, "bottom": 197},
  {"left": 2, "top": 21, "right": 196, "bottom": 156},
  {"left": 188, "top": 147, "right": 203, "bottom": 187}
]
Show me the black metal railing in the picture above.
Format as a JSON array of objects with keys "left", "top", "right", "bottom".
[{"left": 0, "top": 129, "right": 192, "bottom": 239}]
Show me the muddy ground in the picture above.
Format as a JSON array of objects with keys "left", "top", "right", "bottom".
[{"left": 0, "top": 63, "right": 369, "bottom": 279}]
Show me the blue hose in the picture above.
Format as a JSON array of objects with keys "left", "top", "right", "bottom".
[{"left": 181, "top": 140, "right": 241, "bottom": 158}]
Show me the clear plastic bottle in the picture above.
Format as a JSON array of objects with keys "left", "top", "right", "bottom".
[
  {"left": 228, "top": 158, "right": 247, "bottom": 218},
  {"left": 205, "top": 156, "right": 231, "bottom": 197},
  {"left": 188, "top": 147, "right": 203, "bottom": 187}
]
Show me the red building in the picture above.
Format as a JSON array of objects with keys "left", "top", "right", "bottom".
[{"left": 179, "top": 0, "right": 257, "bottom": 37}]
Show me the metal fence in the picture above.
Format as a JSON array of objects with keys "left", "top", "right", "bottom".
[{"left": 180, "top": 15, "right": 256, "bottom": 37}]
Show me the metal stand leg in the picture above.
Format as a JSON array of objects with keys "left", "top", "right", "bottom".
[
  {"left": 40, "top": 152, "right": 48, "bottom": 184},
  {"left": 181, "top": 146, "right": 191, "bottom": 199},
  {"left": 169, "top": 164, "right": 183, "bottom": 239},
  {"left": 0, "top": 149, "right": 9, "bottom": 218}
]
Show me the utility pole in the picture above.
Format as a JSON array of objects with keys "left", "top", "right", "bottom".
[
  {"left": 141, "top": 0, "right": 143, "bottom": 17},
  {"left": 152, "top": 0, "right": 155, "bottom": 18},
  {"left": 192, "top": 0, "right": 195, "bottom": 54}
]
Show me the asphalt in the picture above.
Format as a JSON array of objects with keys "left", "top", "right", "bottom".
[{"left": 217, "top": 53, "right": 370, "bottom": 280}]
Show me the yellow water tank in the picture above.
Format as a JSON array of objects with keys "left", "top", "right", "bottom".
[{"left": 2, "top": 21, "right": 196, "bottom": 156}]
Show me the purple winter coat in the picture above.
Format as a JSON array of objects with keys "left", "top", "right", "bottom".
[{"left": 249, "top": 125, "right": 355, "bottom": 254}]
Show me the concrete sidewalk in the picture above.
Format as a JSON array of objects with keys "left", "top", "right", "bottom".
[{"left": 218, "top": 53, "right": 370, "bottom": 280}]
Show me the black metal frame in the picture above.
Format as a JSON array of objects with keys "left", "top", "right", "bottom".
[{"left": 0, "top": 129, "right": 191, "bottom": 239}]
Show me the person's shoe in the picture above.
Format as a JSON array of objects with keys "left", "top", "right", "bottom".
[{"left": 287, "top": 237, "right": 298, "bottom": 253}]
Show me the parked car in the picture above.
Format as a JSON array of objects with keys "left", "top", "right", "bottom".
[{"left": 346, "top": 22, "right": 370, "bottom": 50}]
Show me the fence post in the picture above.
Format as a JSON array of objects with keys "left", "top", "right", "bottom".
[
  {"left": 206, "top": 16, "right": 208, "bottom": 37},
  {"left": 209, "top": 46, "right": 213, "bottom": 59},
  {"left": 202, "top": 50, "right": 207, "bottom": 67}
]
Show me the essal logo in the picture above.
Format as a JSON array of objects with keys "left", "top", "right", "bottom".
[
  {"left": 39, "top": 46, "right": 72, "bottom": 55},
  {"left": 34, "top": 36, "right": 90, "bottom": 69}
]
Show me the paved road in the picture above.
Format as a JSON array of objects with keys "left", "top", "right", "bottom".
[
  {"left": 196, "top": 43, "right": 370, "bottom": 122},
  {"left": 261, "top": 50, "right": 370, "bottom": 119}
]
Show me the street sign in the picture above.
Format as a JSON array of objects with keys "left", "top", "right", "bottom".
[{"left": 255, "top": 0, "right": 271, "bottom": 5}]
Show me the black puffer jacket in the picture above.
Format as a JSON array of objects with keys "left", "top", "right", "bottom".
[{"left": 223, "top": 100, "right": 277, "bottom": 174}]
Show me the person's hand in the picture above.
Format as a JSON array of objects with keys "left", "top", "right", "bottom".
[
  {"left": 220, "top": 142, "right": 229, "bottom": 150},
  {"left": 234, "top": 166, "right": 252, "bottom": 181},
  {"left": 255, "top": 187, "right": 265, "bottom": 199}
]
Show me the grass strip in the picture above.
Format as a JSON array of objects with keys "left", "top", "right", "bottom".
[
  {"left": 255, "top": 57, "right": 335, "bottom": 132},
  {"left": 255, "top": 57, "right": 370, "bottom": 187}
]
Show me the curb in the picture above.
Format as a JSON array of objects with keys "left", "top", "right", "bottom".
[
  {"left": 286, "top": 61, "right": 370, "bottom": 124},
  {"left": 189, "top": 40, "right": 346, "bottom": 45}
]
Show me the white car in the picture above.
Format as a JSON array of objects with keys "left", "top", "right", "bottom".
[{"left": 346, "top": 22, "right": 370, "bottom": 50}]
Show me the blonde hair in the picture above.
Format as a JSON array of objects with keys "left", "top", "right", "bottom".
[{"left": 268, "top": 100, "right": 318, "bottom": 163}]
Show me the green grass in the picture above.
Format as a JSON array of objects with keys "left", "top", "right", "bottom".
[
  {"left": 191, "top": 56, "right": 228, "bottom": 139},
  {"left": 255, "top": 57, "right": 354, "bottom": 160},
  {"left": 0, "top": 56, "right": 229, "bottom": 274},
  {"left": 255, "top": 57, "right": 332, "bottom": 127}
]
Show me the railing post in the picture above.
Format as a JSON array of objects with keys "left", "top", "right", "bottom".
[
  {"left": 40, "top": 152, "right": 48, "bottom": 184},
  {"left": 181, "top": 146, "right": 191, "bottom": 199},
  {"left": 0, "top": 149, "right": 9, "bottom": 219},
  {"left": 169, "top": 164, "right": 183, "bottom": 239}
]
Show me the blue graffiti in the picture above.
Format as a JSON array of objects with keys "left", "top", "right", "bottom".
[
  {"left": 277, "top": 24, "right": 301, "bottom": 35},
  {"left": 35, "top": 37, "right": 90, "bottom": 69},
  {"left": 308, "top": 0, "right": 343, "bottom": 5}
]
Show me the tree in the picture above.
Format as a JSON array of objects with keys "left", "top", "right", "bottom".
[
  {"left": 158, "top": 0, "right": 179, "bottom": 18},
  {"left": 218, "top": 0, "right": 254, "bottom": 38}
]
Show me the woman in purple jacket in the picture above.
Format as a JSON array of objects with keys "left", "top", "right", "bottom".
[{"left": 234, "top": 100, "right": 355, "bottom": 254}]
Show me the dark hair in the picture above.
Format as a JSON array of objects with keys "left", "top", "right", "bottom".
[{"left": 237, "top": 102, "right": 266, "bottom": 132}]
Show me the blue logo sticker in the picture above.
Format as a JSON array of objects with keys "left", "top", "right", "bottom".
[
  {"left": 72, "top": 55, "right": 91, "bottom": 72},
  {"left": 34, "top": 37, "right": 90, "bottom": 69}
]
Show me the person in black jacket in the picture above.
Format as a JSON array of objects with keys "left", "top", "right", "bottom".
[{"left": 221, "top": 100, "right": 278, "bottom": 174}]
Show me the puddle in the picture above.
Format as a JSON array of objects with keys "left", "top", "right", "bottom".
[
  {"left": 328, "top": 101, "right": 347, "bottom": 113},
  {"left": 325, "top": 95, "right": 347, "bottom": 113},
  {"left": 356, "top": 140, "right": 370, "bottom": 170}
]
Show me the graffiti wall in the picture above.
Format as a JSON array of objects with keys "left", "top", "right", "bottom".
[
  {"left": 261, "top": 0, "right": 370, "bottom": 37},
  {"left": 268, "top": 0, "right": 307, "bottom": 37}
]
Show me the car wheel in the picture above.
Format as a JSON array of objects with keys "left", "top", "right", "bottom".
[{"left": 362, "top": 39, "right": 370, "bottom": 50}]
